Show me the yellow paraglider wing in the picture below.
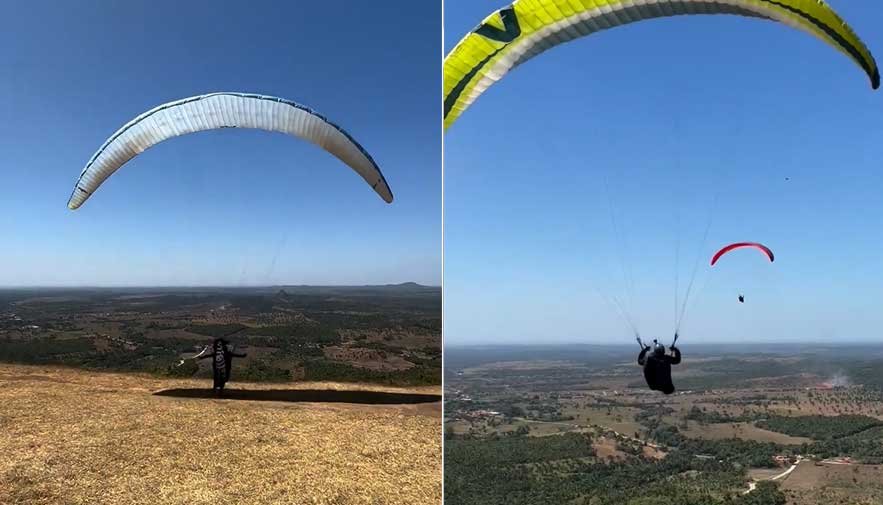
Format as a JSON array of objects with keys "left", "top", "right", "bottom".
[{"left": 443, "top": 0, "right": 879, "bottom": 130}]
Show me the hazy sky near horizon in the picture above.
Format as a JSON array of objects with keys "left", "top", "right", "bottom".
[
  {"left": 444, "top": 2, "right": 883, "bottom": 345},
  {"left": 0, "top": 0, "right": 440, "bottom": 287}
]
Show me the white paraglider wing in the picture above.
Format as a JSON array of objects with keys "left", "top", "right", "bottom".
[{"left": 68, "top": 92, "right": 393, "bottom": 209}]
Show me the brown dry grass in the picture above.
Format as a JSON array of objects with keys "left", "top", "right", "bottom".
[
  {"left": 565, "top": 406, "right": 643, "bottom": 437},
  {"left": 781, "top": 462, "right": 883, "bottom": 505},
  {"left": 677, "top": 421, "right": 812, "bottom": 444},
  {"left": 782, "top": 462, "right": 883, "bottom": 491},
  {"left": 747, "top": 468, "right": 786, "bottom": 480},
  {"left": 0, "top": 364, "right": 441, "bottom": 505}
]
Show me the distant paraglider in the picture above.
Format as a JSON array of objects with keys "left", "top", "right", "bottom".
[
  {"left": 711, "top": 243, "right": 774, "bottom": 304},
  {"left": 443, "top": 0, "right": 878, "bottom": 129},
  {"left": 68, "top": 92, "right": 393, "bottom": 209},
  {"left": 710, "top": 242, "right": 775, "bottom": 266}
]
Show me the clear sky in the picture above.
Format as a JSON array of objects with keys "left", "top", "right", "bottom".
[
  {"left": 444, "top": 2, "right": 883, "bottom": 345},
  {"left": 0, "top": 0, "right": 440, "bottom": 287}
]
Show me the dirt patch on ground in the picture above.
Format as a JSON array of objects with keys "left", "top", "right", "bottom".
[
  {"left": 0, "top": 363, "right": 440, "bottom": 505},
  {"left": 642, "top": 445, "right": 666, "bottom": 460},
  {"left": 592, "top": 436, "right": 627, "bottom": 463}
]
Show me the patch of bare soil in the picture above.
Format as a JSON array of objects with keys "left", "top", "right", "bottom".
[
  {"left": 592, "top": 436, "right": 628, "bottom": 463},
  {"left": 642, "top": 445, "right": 666, "bottom": 460}
]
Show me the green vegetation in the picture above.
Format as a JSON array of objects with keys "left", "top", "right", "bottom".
[
  {"left": 849, "top": 361, "right": 883, "bottom": 390},
  {"left": 0, "top": 335, "right": 183, "bottom": 374},
  {"left": 304, "top": 358, "right": 440, "bottom": 387},
  {"left": 668, "top": 359, "right": 806, "bottom": 390},
  {"left": 445, "top": 430, "right": 780, "bottom": 505},
  {"left": 735, "top": 482, "right": 786, "bottom": 505},
  {"left": 186, "top": 324, "right": 246, "bottom": 337},
  {"left": 236, "top": 360, "right": 293, "bottom": 382},
  {"left": 446, "top": 432, "right": 594, "bottom": 464},
  {"left": 757, "top": 415, "right": 883, "bottom": 440},
  {"left": 641, "top": 420, "right": 787, "bottom": 468},
  {"left": 807, "top": 426, "right": 883, "bottom": 464},
  {"left": 445, "top": 345, "right": 883, "bottom": 505},
  {"left": 686, "top": 406, "right": 745, "bottom": 424},
  {"left": 246, "top": 324, "right": 339, "bottom": 344},
  {"left": 0, "top": 336, "right": 95, "bottom": 364},
  {"left": 0, "top": 286, "right": 439, "bottom": 386}
]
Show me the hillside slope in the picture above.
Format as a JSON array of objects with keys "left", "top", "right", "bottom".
[{"left": 0, "top": 364, "right": 440, "bottom": 505}]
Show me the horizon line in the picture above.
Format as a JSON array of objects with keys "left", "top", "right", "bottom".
[
  {"left": 0, "top": 282, "right": 440, "bottom": 290},
  {"left": 444, "top": 341, "right": 880, "bottom": 347}
]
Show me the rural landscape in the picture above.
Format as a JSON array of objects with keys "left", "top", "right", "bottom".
[
  {"left": 0, "top": 285, "right": 441, "bottom": 504},
  {"left": 444, "top": 344, "right": 883, "bottom": 505},
  {"left": 0, "top": 284, "right": 441, "bottom": 386}
]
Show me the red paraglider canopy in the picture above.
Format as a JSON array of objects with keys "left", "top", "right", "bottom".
[{"left": 710, "top": 242, "right": 774, "bottom": 266}]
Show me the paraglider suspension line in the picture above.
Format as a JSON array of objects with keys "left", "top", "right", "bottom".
[{"left": 674, "top": 195, "right": 716, "bottom": 336}]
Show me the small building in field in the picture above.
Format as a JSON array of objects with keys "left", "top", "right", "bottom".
[{"left": 773, "top": 455, "right": 791, "bottom": 465}]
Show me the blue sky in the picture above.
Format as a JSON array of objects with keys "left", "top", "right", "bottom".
[
  {"left": 0, "top": 0, "right": 439, "bottom": 287},
  {"left": 444, "top": 2, "right": 883, "bottom": 344}
]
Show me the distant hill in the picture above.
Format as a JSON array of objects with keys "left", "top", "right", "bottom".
[{"left": 270, "top": 282, "right": 440, "bottom": 297}]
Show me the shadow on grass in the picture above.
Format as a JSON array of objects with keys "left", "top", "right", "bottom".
[{"left": 153, "top": 388, "right": 441, "bottom": 404}]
